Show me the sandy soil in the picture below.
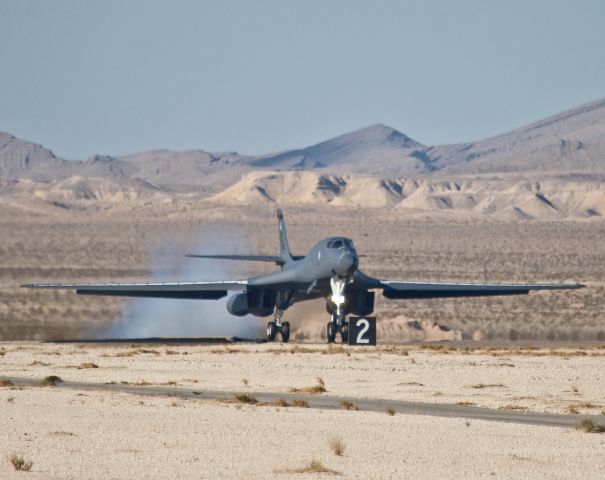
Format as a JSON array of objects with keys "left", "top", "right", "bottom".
[
  {"left": 1, "top": 343, "right": 604, "bottom": 479},
  {"left": 2, "top": 342, "right": 603, "bottom": 414}
]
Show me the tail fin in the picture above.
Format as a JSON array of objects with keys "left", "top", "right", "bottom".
[{"left": 276, "top": 209, "right": 293, "bottom": 262}]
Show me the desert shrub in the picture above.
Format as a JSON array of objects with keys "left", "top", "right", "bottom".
[
  {"left": 30, "top": 360, "right": 50, "bottom": 366},
  {"left": 40, "top": 375, "right": 62, "bottom": 386},
  {"left": 498, "top": 404, "right": 527, "bottom": 411},
  {"left": 78, "top": 362, "right": 98, "bottom": 369},
  {"left": 470, "top": 383, "right": 505, "bottom": 389},
  {"left": 340, "top": 400, "right": 358, "bottom": 411},
  {"left": 234, "top": 394, "right": 257, "bottom": 405},
  {"left": 575, "top": 418, "right": 605, "bottom": 433},
  {"left": 10, "top": 454, "right": 33, "bottom": 471},
  {"left": 281, "top": 460, "right": 340, "bottom": 475},
  {"left": 290, "top": 378, "right": 326, "bottom": 394},
  {"left": 328, "top": 435, "right": 345, "bottom": 456}
]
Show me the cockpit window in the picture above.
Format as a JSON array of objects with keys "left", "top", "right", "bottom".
[{"left": 330, "top": 240, "right": 344, "bottom": 249}]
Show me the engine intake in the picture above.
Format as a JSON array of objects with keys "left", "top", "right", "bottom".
[{"left": 227, "top": 290, "right": 276, "bottom": 317}]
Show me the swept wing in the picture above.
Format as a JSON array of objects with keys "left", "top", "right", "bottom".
[
  {"left": 379, "top": 280, "right": 583, "bottom": 299},
  {"left": 23, "top": 280, "right": 248, "bottom": 300}
]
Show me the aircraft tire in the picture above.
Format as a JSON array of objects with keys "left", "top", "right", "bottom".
[
  {"left": 327, "top": 322, "right": 337, "bottom": 343},
  {"left": 281, "top": 322, "right": 290, "bottom": 343},
  {"left": 266, "top": 322, "right": 277, "bottom": 342},
  {"left": 340, "top": 323, "right": 348, "bottom": 344}
]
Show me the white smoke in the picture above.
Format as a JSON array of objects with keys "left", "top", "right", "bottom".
[{"left": 107, "top": 229, "right": 264, "bottom": 339}]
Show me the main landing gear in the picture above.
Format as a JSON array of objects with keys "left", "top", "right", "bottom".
[{"left": 266, "top": 308, "right": 290, "bottom": 343}]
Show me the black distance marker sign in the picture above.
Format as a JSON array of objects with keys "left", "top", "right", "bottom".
[{"left": 348, "top": 317, "right": 376, "bottom": 346}]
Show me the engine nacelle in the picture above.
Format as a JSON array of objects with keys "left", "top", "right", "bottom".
[
  {"left": 227, "top": 291, "right": 276, "bottom": 317},
  {"left": 349, "top": 290, "right": 375, "bottom": 316},
  {"left": 326, "top": 291, "right": 375, "bottom": 316}
]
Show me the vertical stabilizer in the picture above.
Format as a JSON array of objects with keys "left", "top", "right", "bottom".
[{"left": 276, "top": 209, "right": 293, "bottom": 262}]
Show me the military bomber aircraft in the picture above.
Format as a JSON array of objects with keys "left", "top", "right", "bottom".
[{"left": 25, "top": 210, "right": 583, "bottom": 343}]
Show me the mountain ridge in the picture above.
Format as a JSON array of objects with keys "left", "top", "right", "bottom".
[
  {"left": 3, "top": 97, "right": 605, "bottom": 183},
  {"left": 248, "top": 123, "right": 426, "bottom": 173}
]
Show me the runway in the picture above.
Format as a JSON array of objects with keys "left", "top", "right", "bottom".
[
  {"left": 5, "top": 375, "right": 602, "bottom": 429},
  {"left": 48, "top": 337, "right": 605, "bottom": 348}
]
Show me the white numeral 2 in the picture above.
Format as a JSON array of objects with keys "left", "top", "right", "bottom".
[{"left": 356, "top": 318, "right": 370, "bottom": 344}]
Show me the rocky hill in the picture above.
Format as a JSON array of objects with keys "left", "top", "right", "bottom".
[
  {"left": 426, "top": 97, "right": 605, "bottom": 174},
  {"left": 208, "top": 170, "right": 605, "bottom": 220},
  {"left": 2, "top": 97, "right": 605, "bottom": 218},
  {"left": 0, "top": 132, "right": 66, "bottom": 179}
]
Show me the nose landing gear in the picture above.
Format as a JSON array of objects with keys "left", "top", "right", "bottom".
[
  {"left": 327, "top": 276, "right": 349, "bottom": 344},
  {"left": 326, "top": 314, "right": 348, "bottom": 344}
]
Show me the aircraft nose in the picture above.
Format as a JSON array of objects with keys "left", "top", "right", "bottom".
[{"left": 336, "top": 250, "right": 358, "bottom": 276}]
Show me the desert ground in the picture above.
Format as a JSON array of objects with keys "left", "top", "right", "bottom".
[
  {"left": 1, "top": 202, "right": 604, "bottom": 480},
  {"left": 1, "top": 342, "right": 605, "bottom": 479},
  {"left": 1, "top": 165, "right": 604, "bottom": 478}
]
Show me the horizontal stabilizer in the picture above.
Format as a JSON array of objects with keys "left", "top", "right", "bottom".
[{"left": 186, "top": 254, "right": 284, "bottom": 263}]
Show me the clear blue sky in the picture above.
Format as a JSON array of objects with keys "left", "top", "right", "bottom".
[{"left": 1, "top": 0, "right": 604, "bottom": 159}]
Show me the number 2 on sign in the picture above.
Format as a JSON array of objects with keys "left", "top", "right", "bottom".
[{"left": 356, "top": 318, "right": 370, "bottom": 344}]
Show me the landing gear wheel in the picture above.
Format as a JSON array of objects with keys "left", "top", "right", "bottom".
[
  {"left": 340, "top": 323, "right": 348, "bottom": 344},
  {"left": 280, "top": 322, "right": 290, "bottom": 343},
  {"left": 327, "top": 322, "right": 337, "bottom": 343},
  {"left": 266, "top": 321, "right": 277, "bottom": 342}
]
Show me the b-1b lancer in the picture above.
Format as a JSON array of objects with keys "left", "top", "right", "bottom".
[{"left": 25, "top": 210, "right": 583, "bottom": 343}]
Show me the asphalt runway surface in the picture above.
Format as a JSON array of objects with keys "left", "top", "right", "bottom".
[
  {"left": 49, "top": 337, "right": 605, "bottom": 349},
  {"left": 5, "top": 375, "right": 603, "bottom": 429}
]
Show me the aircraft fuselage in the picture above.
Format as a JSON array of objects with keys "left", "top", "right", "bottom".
[{"left": 249, "top": 237, "right": 359, "bottom": 289}]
